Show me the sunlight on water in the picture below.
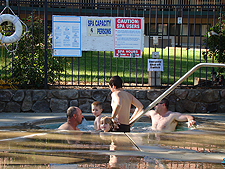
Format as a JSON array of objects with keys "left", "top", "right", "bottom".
[
  {"left": 38, "top": 120, "right": 193, "bottom": 133},
  {"left": 38, "top": 120, "right": 154, "bottom": 132},
  {"left": 79, "top": 118, "right": 94, "bottom": 131}
]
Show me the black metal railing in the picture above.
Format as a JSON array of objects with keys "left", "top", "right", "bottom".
[{"left": 0, "top": 0, "right": 224, "bottom": 89}]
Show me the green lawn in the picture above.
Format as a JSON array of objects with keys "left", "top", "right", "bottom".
[
  {"left": 58, "top": 47, "right": 214, "bottom": 86},
  {"left": 1, "top": 47, "right": 215, "bottom": 86}
]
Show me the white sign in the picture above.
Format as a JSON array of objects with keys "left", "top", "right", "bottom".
[
  {"left": 52, "top": 16, "right": 144, "bottom": 53},
  {"left": 87, "top": 18, "right": 113, "bottom": 36},
  {"left": 152, "top": 52, "right": 159, "bottom": 58},
  {"left": 153, "top": 36, "right": 158, "bottom": 45},
  {"left": 148, "top": 59, "right": 163, "bottom": 71},
  {"left": 114, "top": 17, "right": 144, "bottom": 58},
  {"left": 178, "top": 17, "right": 182, "bottom": 24},
  {"left": 52, "top": 15, "right": 81, "bottom": 57},
  {"left": 82, "top": 16, "right": 115, "bottom": 51}
]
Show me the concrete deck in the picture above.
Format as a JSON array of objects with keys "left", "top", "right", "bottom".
[{"left": 0, "top": 113, "right": 66, "bottom": 127}]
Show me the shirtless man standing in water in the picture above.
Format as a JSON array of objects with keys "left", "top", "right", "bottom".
[
  {"left": 143, "top": 98, "right": 196, "bottom": 132},
  {"left": 109, "top": 76, "right": 143, "bottom": 132}
]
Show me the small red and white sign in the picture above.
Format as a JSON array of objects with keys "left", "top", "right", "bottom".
[
  {"left": 114, "top": 17, "right": 144, "bottom": 58},
  {"left": 114, "top": 49, "right": 141, "bottom": 58},
  {"left": 115, "top": 18, "right": 141, "bottom": 29}
]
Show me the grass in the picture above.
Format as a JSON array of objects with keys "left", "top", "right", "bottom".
[
  {"left": 58, "top": 47, "right": 214, "bottom": 86},
  {"left": 0, "top": 47, "right": 215, "bottom": 87}
]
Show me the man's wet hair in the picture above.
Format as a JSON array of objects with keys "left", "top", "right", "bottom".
[
  {"left": 161, "top": 98, "right": 169, "bottom": 109},
  {"left": 67, "top": 106, "right": 77, "bottom": 119},
  {"left": 109, "top": 76, "right": 122, "bottom": 88},
  {"left": 92, "top": 101, "right": 103, "bottom": 109}
]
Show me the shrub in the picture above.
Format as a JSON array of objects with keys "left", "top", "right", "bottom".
[
  {"left": 2, "top": 13, "right": 64, "bottom": 88},
  {"left": 202, "top": 17, "right": 225, "bottom": 84},
  {"left": 202, "top": 18, "right": 225, "bottom": 64}
]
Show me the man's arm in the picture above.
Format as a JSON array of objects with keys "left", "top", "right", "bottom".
[
  {"left": 174, "top": 113, "right": 196, "bottom": 128},
  {"left": 129, "top": 96, "right": 143, "bottom": 122},
  {"left": 130, "top": 108, "right": 154, "bottom": 123},
  {"left": 144, "top": 110, "right": 154, "bottom": 119},
  {"left": 131, "top": 97, "right": 144, "bottom": 117}
]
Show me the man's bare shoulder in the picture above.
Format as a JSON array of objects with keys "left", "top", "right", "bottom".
[
  {"left": 167, "top": 111, "right": 183, "bottom": 120},
  {"left": 58, "top": 122, "right": 73, "bottom": 130},
  {"left": 168, "top": 111, "right": 182, "bottom": 116},
  {"left": 111, "top": 90, "right": 122, "bottom": 97},
  {"left": 116, "top": 90, "right": 130, "bottom": 96},
  {"left": 58, "top": 123, "right": 68, "bottom": 130},
  {"left": 145, "top": 110, "right": 156, "bottom": 117}
]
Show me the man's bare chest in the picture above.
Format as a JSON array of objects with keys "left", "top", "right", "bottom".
[
  {"left": 152, "top": 115, "right": 177, "bottom": 130},
  {"left": 152, "top": 116, "right": 169, "bottom": 129}
]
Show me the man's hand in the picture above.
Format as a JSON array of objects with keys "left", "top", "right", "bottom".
[
  {"left": 188, "top": 119, "right": 196, "bottom": 128},
  {"left": 112, "top": 117, "right": 120, "bottom": 129}
]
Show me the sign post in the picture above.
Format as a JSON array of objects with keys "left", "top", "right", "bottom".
[{"left": 148, "top": 58, "right": 163, "bottom": 86}]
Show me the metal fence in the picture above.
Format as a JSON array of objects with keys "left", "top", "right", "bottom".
[{"left": 0, "top": 0, "right": 224, "bottom": 89}]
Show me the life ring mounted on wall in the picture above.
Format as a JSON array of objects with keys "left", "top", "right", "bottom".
[
  {"left": 0, "top": 14, "right": 23, "bottom": 44},
  {"left": 0, "top": 0, "right": 27, "bottom": 52}
]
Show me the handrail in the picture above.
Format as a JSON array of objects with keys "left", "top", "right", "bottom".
[{"left": 129, "top": 63, "right": 225, "bottom": 125}]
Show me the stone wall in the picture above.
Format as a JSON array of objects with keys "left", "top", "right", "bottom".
[{"left": 0, "top": 89, "right": 225, "bottom": 113}]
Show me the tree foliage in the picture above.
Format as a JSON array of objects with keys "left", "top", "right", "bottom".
[
  {"left": 2, "top": 13, "right": 64, "bottom": 88},
  {"left": 202, "top": 18, "right": 225, "bottom": 64}
]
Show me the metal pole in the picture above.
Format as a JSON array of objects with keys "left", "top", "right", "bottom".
[{"left": 44, "top": 0, "right": 48, "bottom": 89}]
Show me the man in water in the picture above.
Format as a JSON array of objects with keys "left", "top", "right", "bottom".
[
  {"left": 109, "top": 76, "right": 143, "bottom": 132},
  {"left": 58, "top": 106, "right": 84, "bottom": 130},
  {"left": 131, "top": 98, "right": 196, "bottom": 132}
]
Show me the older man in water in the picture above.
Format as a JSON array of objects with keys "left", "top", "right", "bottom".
[
  {"left": 58, "top": 106, "right": 84, "bottom": 130},
  {"left": 131, "top": 98, "right": 196, "bottom": 132}
]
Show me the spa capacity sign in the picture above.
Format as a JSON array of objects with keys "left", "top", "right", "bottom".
[
  {"left": 52, "top": 15, "right": 81, "bottom": 57},
  {"left": 114, "top": 17, "right": 144, "bottom": 58},
  {"left": 87, "top": 18, "right": 113, "bottom": 36}
]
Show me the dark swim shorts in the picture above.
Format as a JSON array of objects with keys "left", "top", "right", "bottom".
[{"left": 114, "top": 124, "right": 130, "bottom": 132}]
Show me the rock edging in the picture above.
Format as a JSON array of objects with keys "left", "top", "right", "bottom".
[{"left": 0, "top": 89, "right": 225, "bottom": 113}]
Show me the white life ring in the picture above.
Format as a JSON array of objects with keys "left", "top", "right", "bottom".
[{"left": 0, "top": 14, "right": 22, "bottom": 44}]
